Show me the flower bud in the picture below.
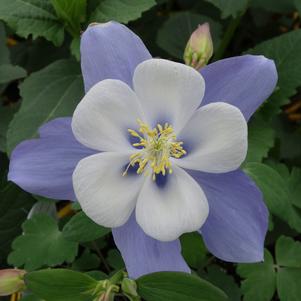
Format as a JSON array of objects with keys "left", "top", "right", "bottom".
[
  {"left": 0, "top": 269, "right": 26, "bottom": 296},
  {"left": 184, "top": 23, "right": 213, "bottom": 70},
  {"left": 121, "top": 278, "right": 140, "bottom": 301}
]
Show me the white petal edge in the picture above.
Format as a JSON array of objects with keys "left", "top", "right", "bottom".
[
  {"left": 72, "top": 79, "right": 145, "bottom": 152},
  {"left": 73, "top": 152, "right": 145, "bottom": 228},
  {"left": 133, "top": 59, "right": 205, "bottom": 133},
  {"left": 136, "top": 165, "right": 209, "bottom": 241},
  {"left": 174, "top": 102, "right": 248, "bottom": 173}
]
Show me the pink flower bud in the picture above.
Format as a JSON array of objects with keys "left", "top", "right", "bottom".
[
  {"left": 0, "top": 269, "right": 26, "bottom": 296},
  {"left": 184, "top": 23, "right": 214, "bottom": 70}
]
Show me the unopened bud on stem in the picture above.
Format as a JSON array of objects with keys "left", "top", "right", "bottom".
[
  {"left": 0, "top": 269, "right": 26, "bottom": 296},
  {"left": 184, "top": 23, "right": 213, "bottom": 70}
]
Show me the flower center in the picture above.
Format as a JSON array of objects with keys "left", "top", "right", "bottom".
[{"left": 123, "top": 119, "right": 186, "bottom": 180}]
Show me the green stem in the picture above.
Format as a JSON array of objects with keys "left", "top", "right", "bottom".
[
  {"left": 213, "top": 16, "right": 242, "bottom": 61},
  {"left": 92, "top": 241, "right": 112, "bottom": 274}
]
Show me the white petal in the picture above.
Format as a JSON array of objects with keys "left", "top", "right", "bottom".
[
  {"left": 136, "top": 166, "right": 209, "bottom": 241},
  {"left": 72, "top": 79, "right": 144, "bottom": 152},
  {"left": 174, "top": 102, "right": 248, "bottom": 173},
  {"left": 73, "top": 152, "right": 144, "bottom": 228},
  {"left": 133, "top": 59, "right": 205, "bottom": 132}
]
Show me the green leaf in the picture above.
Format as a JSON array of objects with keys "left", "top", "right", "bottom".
[
  {"left": 72, "top": 249, "right": 100, "bottom": 271},
  {"left": 20, "top": 294, "right": 42, "bottom": 301},
  {"left": 287, "top": 167, "right": 301, "bottom": 209},
  {"left": 25, "top": 269, "right": 97, "bottom": 301},
  {"left": 180, "top": 232, "right": 207, "bottom": 268},
  {"left": 0, "top": 22, "right": 9, "bottom": 65},
  {"left": 0, "top": 182, "right": 35, "bottom": 266},
  {"left": 8, "top": 214, "right": 78, "bottom": 270},
  {"left": 248, "top": 29, "right": 301, "bottom": 118},
  {"left": 275, "top": 236, "right": 301, "bottom": 268},
  {"left": 0, "top": 0, "right": 64, "bottom": 46},
  {"left": 107, "top": 249, "right": 125, "bottom": 270},
  {"left": 251, "top": 0, "right": 295, "bottom": 13},
  {"left": 7, "top": 59, "right": 84, "bottom": 154},
  {"left": 276, "top": 236, "right": 301, "bottom": 301},
  {"left": 0, "top": 105, "right": 18, "bottom": 152},
  {"left": 244, "top": 163, "right": 301, "bottom": 232},
  {"left": 277, "top": 268, "right": 301, "bottom": 301},
  {"left": 201, "top": 265, "right": 241, "bottom": 301},
  {"left": 0, "top": 64, "right": 26, "bottom": 84},
  {"left": 237, "top": 250, "right": 276, "bottom": 301},
  {"left": 90, "top": 0, "right": 156, "bottom": 24},
  {"left": 203, "top": 0, "right": 248, "bottom": 18},
  {"left": 157, "top": 12, "right": 222, "bottom": 59},
  {"left": 62, "top": 211, "right": 111, "bottom": 243},
  {"left": 245, "top": 116, "right": 275, "bottom": 163},
  {"left": 137, "top": 272, "right": 229, "bottom": 301},
  {"left": 70, "top": 36, "right": 80, "bottom": 61},
  {"left": 51, "top": 0, "right": 86, "bottom": 37}
]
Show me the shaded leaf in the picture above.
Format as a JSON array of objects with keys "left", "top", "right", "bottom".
[
  {"left": 7, "top": 59, "right": 83, "bottom": 154},
  {"left": 157, "top": 12, "right": 222, "bottom": 59},
  {"left": 90, "top": 0, "right": 156, "bottom": 24}
]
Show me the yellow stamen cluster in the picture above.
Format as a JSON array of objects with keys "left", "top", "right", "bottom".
[{"left": 123, "top": 119, "right": 186, "bottom": 180}]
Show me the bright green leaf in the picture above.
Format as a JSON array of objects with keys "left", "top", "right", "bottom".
[
  {"left": 203, "top": 0, "right": 248, "bottom": 18},
  {"left": 0, "top": 64, "right": 26, "bottom": 84},
  {"left": 157, "top": 12, "right": 222, "bottom": 59},
  {"left": 248, "top": 29, "right": 301, "bottom": 118},
  {"left": 62, "top": 211, "right": 111, "bottom": 243},
  {"left": 8, "top": 214, "right": 78, "bottom": 270},
  {"left": 0, "top": 0, "right": 64, "bottom": 46},
  {"left": 7, "top": 59, "right": 84, "bottom": 154},
  {"left": 51, "top": 0, "right": 86, "bottom": 37},
  {"left": 25, "top": 269, "right": 97, "bottom": 301},
  {"left": 237, "top": 250, "right": 276, "bottom": 301},
  {"left": 90, "top": 0, "right": 156, "bottom": 24},
  {"left": 137, "top": 272, "right": 229, "bottom": 301},
  {"left": 180, "top": 232, "right": 207, "bottom": 268}
]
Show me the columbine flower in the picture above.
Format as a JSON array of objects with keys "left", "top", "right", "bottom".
[{"left": 8, "top": 21, "right": 277, "bottom": 279}]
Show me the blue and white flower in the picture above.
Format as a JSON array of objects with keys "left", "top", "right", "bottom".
[{"left": 9, "top": 21, "right": 278, "bottom": 278}]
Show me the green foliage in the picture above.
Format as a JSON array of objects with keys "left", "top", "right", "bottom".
[
  {"left": 238, "top": 236, "right": 301, "bottom": 301},
  {"left": 25, "top": 269, "right": 97, "bottom": 301},
  {"left": 203, "top": 0, "right": 248, "bottom": 18},
  {"left": 248, "top": 29, "right": 301, "bottom": 118},
  {"left": 245, "top": 116, "right": 275, "bottom": 163},
  {"left": 157, "top": 12, "right": 222, "bottom": 59},
  {"left": 180, "top": 232, "right": 208, "bottom": 268},
  {"left": 0, "top": 0, "right": 64, "bottom": 46},
  {"left": 0, "top": 183, "right": 35, "bottom": 266},
  {"left": 0, "top": 1, "right": 301, "bottom": 300},
  {"left": 51, "top": 0, "right": 87, "bottom": 37},
  {"left": 137, "top": 272, "right": 229, "bottom": 301},
  {"left": 90, "top": 0, "right": 156, "bottom": 23},
  {"left": 7, "top": 59, "right": 84, "bottom": 154},
  {"left": 8, "top": 214, "right": 78, "bottom": 270},
  {"left": 62, "top": 211, "right": 111, "bottom": 243},
  {"left": 245, "top": 163, "right": 301, "bottom": 232},
  {"left": 237, "top": 250, "right": 276, "bottom": 301}
]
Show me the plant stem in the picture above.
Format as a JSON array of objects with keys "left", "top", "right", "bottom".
[
  {"left": 213, "top": 16, "right": 242, "bottom": 61},
  {"left": 92, "top": 241, "right": 112, "bottom": 274}
]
